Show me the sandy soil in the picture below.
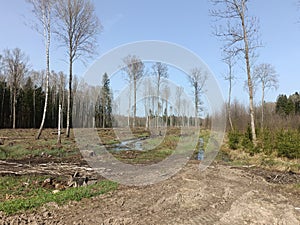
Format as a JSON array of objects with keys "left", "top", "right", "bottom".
[{"left": 1, "top": 161, "right": 300, "bottom": 225}]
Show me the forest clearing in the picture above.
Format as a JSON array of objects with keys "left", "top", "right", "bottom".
[
  {"left": 1, "top": 0, "right": 300, "bottom": 224},
  {"left": 0, "top": 128, "right": 299, "bottom": 224}
]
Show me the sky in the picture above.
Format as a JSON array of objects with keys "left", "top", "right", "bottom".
[{"left": 0, "top": 0, "right": 300, "bottom": 105}]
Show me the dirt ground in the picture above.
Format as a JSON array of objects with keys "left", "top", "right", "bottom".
[{"left": 1, "top": 160, "right": 300, "bottom": 225}]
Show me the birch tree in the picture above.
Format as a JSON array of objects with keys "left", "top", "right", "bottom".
[
  {"left": 223, "top": 52, "right": 236, "bottom": 131},
  {"left": 123, "top": 55, "right": 144, "bottom": 127},
  {"left": 210, "top": 0, "right": 261, "bottom": 144},
  {"left": 253, "top": 63, "right": 278, "bottom": 128},
  {"left": 27, "top": 0, "right": 55, "bottom": 139},
  {"left": 3, "top": 48, "right": 29, "bottom": 129},
  {"left": 152, "top": 62, "right": 168, "bottom": 127},
  {"left": 55, "top": 0, "right": 102, "bottom": 137},
  {"left": 0, "top": 55, "right": 3, "bottom": 77},
  {"left": 143, "top": 78, "right": 154, "bottom": 129},
  {"left": 175, "top": 86, "right": 183, "bottom": 126},
  {"left": 161, "top": 85, "right": 170, "bottom": 127}
]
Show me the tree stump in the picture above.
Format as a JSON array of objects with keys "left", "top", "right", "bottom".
[{"left": 0, "top": 139, "right": 4, "bottom": 145}]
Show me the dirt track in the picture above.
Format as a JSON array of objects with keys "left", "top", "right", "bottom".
[{"left": 1, "top": 161, "right": 300, "bottom": 225}]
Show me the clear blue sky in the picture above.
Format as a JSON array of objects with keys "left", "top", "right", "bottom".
[{"left": 0, "top": 0, "right": 300, "bottom": 104}]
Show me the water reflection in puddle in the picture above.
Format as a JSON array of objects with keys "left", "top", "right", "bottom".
[{"left": 108, "top": 138, "right": 145, "bottom": 151}]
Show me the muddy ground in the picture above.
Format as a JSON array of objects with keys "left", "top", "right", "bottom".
[
  {"left": 1, "top": 160, "right": 300, "bottom": 225},
  {"left": 1, "top": 129, "right": 300, "bottom": 224}
]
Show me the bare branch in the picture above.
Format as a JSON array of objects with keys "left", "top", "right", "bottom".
[
  {"left": 210, "top": 0, "right": 260, "bottom": 143},
  {"left": 54, "top": 0, "right": 102, "bottom": 63},
  {"left": 188, "top": 67, "right": 208, "bottom": 125},
  {"left": 122, "top": 55, "right": 145, "bottom": 127}
]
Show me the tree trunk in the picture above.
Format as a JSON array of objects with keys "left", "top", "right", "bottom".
[
  {"left": 57, "top": 104, "right": 62, "bottom": 145},
  {"left": 128, "top": 81, "right": 132, "bottom": 127},
  {"left": 228, "top": 71, "right": 234, "bottom": 131},
  {"left": 102, "top": 99, "right": 106, "bottom": 128},
  {"left": 10, "top": 87, "right": 13, "bottom": 128},
  {"left": 1, "top": 87, "right": 5, "bottom": 127},
  {"left": 144, "top": 101, "right": 148, "bottom": 129},
  {"left": 261, "top": 82, "right": 265, "bottom": 129},
  {"left": 133, "top": 78, "right": 136, "bottom": 128},
  {"left": 12, "top": 88, "right": 16, "bottom": 129},
  {"left": 66, "top": 56, "right": 72, "bottom": 138},
  {"left": 33, "top": 88, "right": 36, "bottom": 128},
  {"left": 241, "top": 7, "right": 257, "bottom": 144},
  {"left": 36, "top": 71, "right": 49, "bottom": 139},
  {"left": 36, "top": 16, "right": 51, "bottom": 140},
  {"left": 156, "top": 80, "right": 160, "bottom": 129},
  {"left": 195, "top": 90, "right": 198, "bottom": 127},
  {"left": 145, "top": 113, "right": 148, "bottom": 129},
  {"left": 165, "top": 96, "right": 169, "bottom": 127}
]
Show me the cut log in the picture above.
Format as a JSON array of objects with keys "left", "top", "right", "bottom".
[{"left": 51, "top": 131, "right": 65, "bottom": 135}]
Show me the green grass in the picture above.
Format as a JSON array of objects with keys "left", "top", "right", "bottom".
[
  {"left": 105, "top": 139, "right": 120, "bottom": 145},
  {"left": 0, "top": 175, "right": 50, "bottom": 202},
  {"left": 111, "top": 129, "right": 214, "bottom": 164},
  {"left": 0, "top": 139, "right": 79, "bottom": 160},
  {"left": 0, "top": 176, "right": 118, "bottom": 215},
  {"left": 113, "top": 149, "right": 173, "bottom": 164}
]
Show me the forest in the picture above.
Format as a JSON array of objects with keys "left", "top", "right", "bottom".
[{"left": 0, "top": 51, "right": 300, "bottom": 130}]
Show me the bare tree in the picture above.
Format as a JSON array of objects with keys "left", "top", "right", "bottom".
[
  {"left": 253, "top": 63, "right": 278, "bottom": 128},
  {"left": 223, "top": 51, "right": 236, "bottom": 131},
  {"left": 123, "top": 55, "right": 144, "bottom": 127},
  {"left": 57, "top": 104, "right": 62, "bottom": 144},
  {"left": 152, "top": 62, "right": 168, "bottom": 127},
  {"left": 54, "top": 0, "right": 102, "bottom": 137},
  {"left": 58, "top": 71, "right": 66, "bottom": 128},
  {"left": 0, "top": 55, "right": 6, "bottom": 128},
  {"left": 161, "top": 85, "right": 170, "bottom": 127},
  {"left": 210, "top": 0, "right": 261, "bottom": 144},
  {"left": 3, "top": 48, "right": 29, "bottom": 129},
  {"left": 143, "top": 78, "right": 155, "bottom": 129},
  {"left": 175, "top": 86, "right": 183, "bottom": 126},
  {"left": 27, "top": 0, "right": 55, "bottom": 139},
  {"left": 0, "top": 54, "right": 3, "bottom": 77},
  {"left": 188, "top": 67, "right": 207, "bottom": 127}
]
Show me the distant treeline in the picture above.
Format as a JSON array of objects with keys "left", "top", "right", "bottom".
[
  {"left": 0, "top": 68, "right": 299, "bottom": 130},
  {"left": 225, "top": 92, "right": 300, "bottom": 132},
  {"left": 0, "top": 72, "right": 67, "bottom": 129},
  {"left": 0, "top": 47, "right": 299, "bottom": 130}
]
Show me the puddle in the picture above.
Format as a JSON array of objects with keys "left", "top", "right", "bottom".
[{"left": 108, "top": 138, "right": 146, "bottom": 151}]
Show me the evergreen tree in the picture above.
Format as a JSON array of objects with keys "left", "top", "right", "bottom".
[
  {"left": 95, "top": 73, "right": 113, "bottom": 128},
  {"left": 22, "top": 77, "right": 35, "bottom": 128},
  {"left": 276, "top": 94, "right": 288, "bottom": 116},
  {"left": 276, "top": 94, "right": 295, "bottom": 116},
  {"left": 95, "top": 95, "right": 103, "bottom": 128},
  {"left": 289, "top": 92, "right": 300, "bottom": 114},
  {"left": 101, "top": 73, "right": 113, "bottom": 128}
]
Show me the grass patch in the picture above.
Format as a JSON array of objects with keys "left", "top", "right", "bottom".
[
  {"left": 0, "top": 176, "right": 118, "bottom": 215},
  {"left": 221, "top": 143, "right": 300, "bottom": 172},
  {"left": 0, "top": 175, "right": 50, "bottom": 202},
  {"left": 113, "top": 149, "right": 173, "bottom": 164},
  {"left": 112, "top": 129, "right": 213, "bottom": 164},
  {"left": 0, "top": 138, "right": 79, "bottom": 161}
]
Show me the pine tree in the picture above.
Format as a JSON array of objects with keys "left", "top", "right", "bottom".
[
  {"left": 101, "top": 73, "right": 112, "bottom": 128},
  {"left": 95, "top": 73, "right": 113, "bottom": 128}
]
